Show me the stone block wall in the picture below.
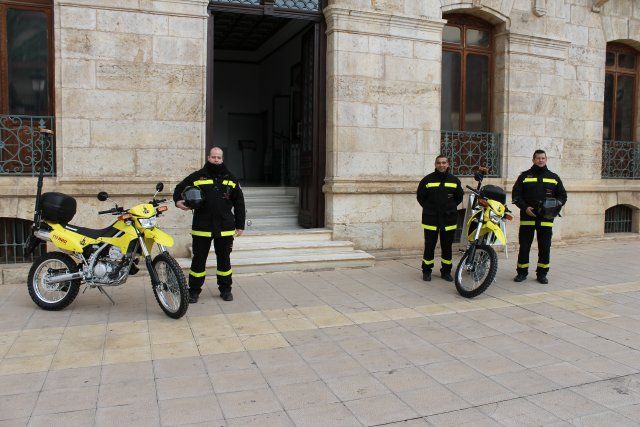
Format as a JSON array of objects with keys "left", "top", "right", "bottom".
[
  {"left": 2, "top": 0, "right": 640, "bottom": 261},
  {"left": 0, "top": 0, "right": 209, "bottom": 257},
  {"left": 325, "top": 0, "right": 640, "bottom": 251},
  {"left": 55, "top": 0, "right": 208, "bottom": 181}
]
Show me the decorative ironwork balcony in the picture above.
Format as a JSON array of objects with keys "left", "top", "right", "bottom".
[
  {"left": 0, "top": 115, "right": 55, "bottom": 176},
  {"left": 602, "top": 140, "right": 640, "bottom": 179},
  {"left": 440, "top": 130, "right": 502, "bottom": 177},
  {"left": 210, "top": 0, "right": 321, "bottom": 11}
]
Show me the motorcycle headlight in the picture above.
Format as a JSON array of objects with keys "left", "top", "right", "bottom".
[
  {"left": 138, "top": 217, "right": 157, "bottom": 229},
  {"left": 489, "top": 210, "right": 501, "bottom": 223}
]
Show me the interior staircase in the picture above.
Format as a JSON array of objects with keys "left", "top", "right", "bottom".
[{"left": 176, "top": 187, "right": 374, "bottom": 274}]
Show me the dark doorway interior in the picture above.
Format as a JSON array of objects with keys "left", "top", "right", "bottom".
[
  {"left": 212, "top": 12, "right": 307, "bottom": 187},
  {"left": 209, "top": 8, "right": 325, "bottom": 228}
]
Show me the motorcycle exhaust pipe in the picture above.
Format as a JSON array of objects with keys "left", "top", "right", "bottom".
[
  {"left": 44, "top": 271, "right": 83, "bottom": 285},
  {"left": 34, "top": 229, "right": 51, "bottom": 241}
]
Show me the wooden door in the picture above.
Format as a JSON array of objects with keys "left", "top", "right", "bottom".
[{"left": 297, "top": 23, "right": 325, "bottom": 228}]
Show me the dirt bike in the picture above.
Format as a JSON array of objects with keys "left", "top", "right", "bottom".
[
  {"left": 455, "top": 167, "right": 513, "bottom": 298},
  {"left": 24, "top": 149, "right": 189, "bottom": 318}
]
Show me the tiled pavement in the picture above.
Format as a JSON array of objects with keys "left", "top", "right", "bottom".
[{"left": 1, "top": 240, "right": 640, "bottom": 426}]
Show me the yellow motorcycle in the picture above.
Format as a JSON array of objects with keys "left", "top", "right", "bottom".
[
  {"left": 25, "top": 182, "right": 189, "bottom": 318},
  {"left": 455, "top": 168, "right": 513, "bottom": 298}
]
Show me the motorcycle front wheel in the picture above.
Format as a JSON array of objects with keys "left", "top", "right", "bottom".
[
  {"left": 151, "top": 253, "right": 189, "bottom": 319},
  {"left": 455, "top": 244, "right": 498, "bottom": 298}
]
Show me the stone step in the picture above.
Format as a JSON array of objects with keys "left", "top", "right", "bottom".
[
  {"left": 177, "top": 250, "right": 375, "bottom": 275},
  {"left": 243, "top": 195, "right": 297, "bottom": 205},
  {"left": 191, "top": 239, "right": 356, "bottom": 258},
  {"left": 237, "top": 228, "right": 331, "bottom": 243},
  {"left": 245, "top": 205, "right": 298, "bottom": 216},
  {"left": 241, "top": 187, "right": 297, "bottom": 197},
  {"left": 245, "top": 215, "right": 299, "bottom": 229}
]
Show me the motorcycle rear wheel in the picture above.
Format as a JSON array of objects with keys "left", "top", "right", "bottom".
[
  {"left": 455, "top": 244, "right": 498, "bottom": 298},
  {"left": 27, "top": 252, "right": 81, "bottom": 310},
  {"left": 151, "top": 253, "right": 189, "bottom": 319}
]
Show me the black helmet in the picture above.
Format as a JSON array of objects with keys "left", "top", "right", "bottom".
[
  {"left": 537, "top": 198, "right": 563, "bottom": 220},
  {"left": 182, "top": 186, "right": 205, "bottom": 209}
]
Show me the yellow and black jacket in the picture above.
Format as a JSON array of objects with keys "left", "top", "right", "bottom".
[
  {"left": 512, "top": 165, "right": 567, "bottom": 223},
  {"left": 416, "top": 170, "right": 464, "bottom": 231},
  {"left": 173, "top": 163, "right": 245, "bottom": 238}
]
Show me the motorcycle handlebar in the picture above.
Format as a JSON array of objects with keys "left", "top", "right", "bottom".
[
  {"left": 98, "top": 207, "right": 123, "bottom": 215},
  {"left": 466, "top": 185, "right": 481, "bottom": 196}
]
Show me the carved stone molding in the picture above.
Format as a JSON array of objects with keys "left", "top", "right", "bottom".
[
  {"left": 592, "top": 0, "right": 610, "bottom": 13},
  {"left": 507, "top": 33, "right": 570, "bottom": 61},
  {"left": 533, "top": 0, "right": 547, "bottom": 17},
  {"left": 57, "top": 0, "right": 209, "bottom": 17},
  {"left": 324, "top": 6, "right": 446, "bottom": 43}
]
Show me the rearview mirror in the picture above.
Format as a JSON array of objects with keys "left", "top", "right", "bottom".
[
  {"left": 97, "top": 191, "right": 109, "bottom": 201},
  {"left": 156, "top": 182, "right": 164, "bottom": 192}
]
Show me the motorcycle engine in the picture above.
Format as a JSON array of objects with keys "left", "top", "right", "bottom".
[{"left": 92, "top": 246, "right": 123, "bottom": 282}]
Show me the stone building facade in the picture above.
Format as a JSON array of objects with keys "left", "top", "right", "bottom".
[{"left": 1, "top": 0, "right": 639, "bottom": 260}]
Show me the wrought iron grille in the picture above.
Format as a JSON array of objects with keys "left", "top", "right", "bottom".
[
  {"left": 210, "top": 0, "right": 320, "bottom": 11},
  {"left": 211, "top": 0, "right": 260, "bottom": 5},
  {"left": 604, "top": 205, "right": 633, "bottom": 233},
  {"left": 440, "top": 131, "right": 502, "bottom": 177},
  {"left": 0, "top": 218, "right": 46, "bottom": 264},
  {"left": 0, "top": 115, "right": 55, "bottom": 176},
  {"left": 602, "top": 140, "right": 640, "bottom": 179},
  {"left": 275, "top": 0, "right": 320, "bottom": 11}
]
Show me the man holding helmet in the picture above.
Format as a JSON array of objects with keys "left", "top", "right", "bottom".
[
  {"left": 417, "top": 155, "right": 464, "bottom": 282},
  {"left": 512, "top": 149, "right": 567, "bottom": 284},
  {"left": 173, "top": 147, "right": 245, "bottom": 303}
]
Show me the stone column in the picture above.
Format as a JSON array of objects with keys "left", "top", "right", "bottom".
[{"left": 323, "top": 2, "right": 445, "bottom": 252}]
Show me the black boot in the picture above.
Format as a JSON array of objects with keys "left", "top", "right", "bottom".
[
  {"left": 220, "top": 290, "right": 233, "bottom": 301},
  {"left": 189, "top": 292, "right": 199, "bottom": 303},
  {"left": 536, "top": 275, "right": 548, "bottom": 284},
  {"left": 441, "top": 272, "right": 453, "bottom": 282},
  {"left": 513, "top": 273, "right": 527, "bottom": 282},
  {"left": 422, "top": 271, "right": 431, "bottom": 282}
]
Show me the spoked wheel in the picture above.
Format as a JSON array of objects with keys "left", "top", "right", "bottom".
[
  {"left": 151, "top": 253, "right": 189, "bottom": 319},
  {"left": 455, "top": 244, "right": 498, "bottom": 298},
  {"left": 27, "top": 252, "right": 81, "bottom": 310}
]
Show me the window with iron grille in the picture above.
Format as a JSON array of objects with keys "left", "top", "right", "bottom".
[
  {"left": 0, "top": 217, "right": 46, "bottom": 264},
  {"left": 1, "top": 0, "right": 55, "bottom": 176},
  {"left": 441, "top": 14, "right": 501, "bottom": 177},
  {"left": 604, "top": 205, "right": 633, "bottom": 233}
]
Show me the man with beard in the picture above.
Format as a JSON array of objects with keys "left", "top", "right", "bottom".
[
  {"left": 173, "top": 147, "right": 245, "bottom": 303},
  {"left": 512, "top": 149, "right": 566, "bottom": 284},
  {"left": 417, "top": 155, "right": 464, "bottom": 282}
]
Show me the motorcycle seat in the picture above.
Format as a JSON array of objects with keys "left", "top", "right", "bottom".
[{"left": 63, "top": 224, "right": 119, "bottom": 240}]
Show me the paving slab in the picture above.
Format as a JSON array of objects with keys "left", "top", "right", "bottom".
[{"left": 0, "top": 240, "right": 639, "bottom": 425}]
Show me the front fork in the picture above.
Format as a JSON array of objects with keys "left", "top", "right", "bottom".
[
  {"left": 466, "top": 213, "right": 487, "bottom": 268},
  {"left": 137, "top": 234, "right": 161, "bottom": 288}
]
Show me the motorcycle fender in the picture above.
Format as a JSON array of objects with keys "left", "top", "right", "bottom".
[
  {"left": 143, "top": 227, "right": 174, "bottom": 248},
  {"left": 485, "top": 221, "right": 507, "bottom": 245},
  {"left": 466, "top": 210, "right": 482, "bottom": 242}
]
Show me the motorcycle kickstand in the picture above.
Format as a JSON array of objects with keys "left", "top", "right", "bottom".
[{"left": 97, "top": 286, "right": 116, "bottom": 306}]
